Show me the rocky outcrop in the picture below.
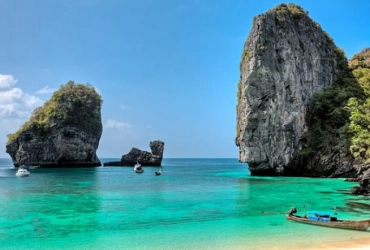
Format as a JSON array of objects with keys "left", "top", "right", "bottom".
[
  {"left": 6, "top": 81, "right": 102, "bottom": 167},
  {"left": 350, "top": 163, "right": 370, "bottom": 195},
  {"left": 103, "top": 140, "right": 164, "bottom": 166},
  {"left": 348, "top": 48, "right": 370, "bottom": 69},
  {"left": 236, "top": 4, "right": 351, "bottom": 176}
]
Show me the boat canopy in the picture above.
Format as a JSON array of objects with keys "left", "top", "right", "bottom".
[
  {"left": 307, "top": 211, "right": 335, "bottom": 217},
  {"left": 306, "top": 211, "right": 336, "bottom": 222}
]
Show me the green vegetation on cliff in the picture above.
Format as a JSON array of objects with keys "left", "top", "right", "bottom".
[
  {"left": 271, "top": 3, "right": 308, "bottom": 25},
  {"left": 7, "top": 81, "right": 102, "bottom": 144},
  {"left": 349, "top": 48, "right": 370, "bottom": 69},
  {"left": 346, "top": 48, "right": 370, "bottom": 162},
  {"left": 302, "top": 48, "right": 370, "bottom": 163},
  {"left": 302, "top": 74, "right": 363, "bottom": 158}
]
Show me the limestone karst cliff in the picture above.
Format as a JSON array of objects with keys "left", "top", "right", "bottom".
[
  {"left": 236, "top": 3, "right": 358, "bottom": 176},
  {"left": 6, "top": 81, "right": 102, "bottom": 167}
]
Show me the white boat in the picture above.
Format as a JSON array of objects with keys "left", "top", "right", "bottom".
[
  {"left": 134, "top": 163, "right": 144, "bottom": 173},
  {"left": 155, "top": 169, "right": 162, "bottom": 176},
  {"left": 15, "top": 168, "right": 31, "bottom": 177}
]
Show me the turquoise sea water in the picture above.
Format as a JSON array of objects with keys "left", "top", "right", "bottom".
[{"left": 1, "top": 158, "right": 370, "bottom": 250}]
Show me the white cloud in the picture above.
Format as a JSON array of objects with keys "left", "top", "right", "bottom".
[
  {"left": 0, "top": 74, "right": 17, "bottom": 89},
  {"left": 35, "top": 86, "right": 56, "bottom": 94},
  {"left": 104, "top": 119, "right": 132, "bottom": 129},
  {"left": 0, "top": 74, "right": 44, "bottom": 119}
]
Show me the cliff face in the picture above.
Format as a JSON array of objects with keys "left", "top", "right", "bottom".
[
  {"left": 236, "top": 4, "right": 349, "bottom": 176},
  {"left": 6, "top": 81, "right": 102, "bottom": 167}
]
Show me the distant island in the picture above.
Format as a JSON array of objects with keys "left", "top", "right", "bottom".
[
  {"left": 103, "top": 140, "right": 165, "bottom": 166},
  {"left": 6, "top": 81, "right": 102, "bottom": 167}
]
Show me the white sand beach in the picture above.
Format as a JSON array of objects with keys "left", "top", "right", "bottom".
[{"left": 303, "top": 237, "right": 370, "bottom": 250}]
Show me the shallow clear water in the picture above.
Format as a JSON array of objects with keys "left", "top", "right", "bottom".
[{"left": 0, "top": 158, "right": 369, "bottom": 250}]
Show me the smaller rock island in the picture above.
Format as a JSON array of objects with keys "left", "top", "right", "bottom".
[
  {"left": 6, "top": 81, "right": 103, "bottom": 167},
  {"left": 103, "top": 140, "right": 164, "bottom": 166}
]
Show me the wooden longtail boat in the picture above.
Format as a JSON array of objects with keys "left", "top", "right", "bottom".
[{"left": 287, "top": 208, "right": 370, "bottom": 231}]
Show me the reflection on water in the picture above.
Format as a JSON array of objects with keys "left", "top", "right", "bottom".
[{"left": 346, "top": 201, "right": 370, "bottom": 215}]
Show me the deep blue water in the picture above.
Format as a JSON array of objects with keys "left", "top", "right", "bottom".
[{"left": 0, "top": 158, "right": 369, "bottom": 250}]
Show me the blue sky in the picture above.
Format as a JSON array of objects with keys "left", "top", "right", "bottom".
[{"left": 0, "top": 0, "right": 369, "bottom": 159}]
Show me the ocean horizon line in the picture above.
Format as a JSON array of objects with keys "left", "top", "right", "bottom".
[{"left": 0, "top": 157, "right": 239, "bottom": 160}]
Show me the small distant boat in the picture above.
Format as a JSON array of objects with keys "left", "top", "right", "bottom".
[
  {"left": 155, "top": 169, "right": 162, "bottom": 176},
  {"left": 134, "top": 162, "right": 144, "bottom": 173},
  {"left": 15, "top": 167, "right": 31, "bottom": 177},
  {"left": 287, "top": 207, "right": 370, "bottom": 231}
]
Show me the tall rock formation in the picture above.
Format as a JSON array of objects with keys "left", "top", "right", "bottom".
[
  {"left": 236, "top": 4, "right": 351, "bottom": 176},
  {"left": 6, "top": 81, "right": 103, "bottom": 167}
]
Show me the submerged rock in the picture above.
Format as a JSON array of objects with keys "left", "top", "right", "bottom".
[
  {"left": 103, "top": 140, "right": 164, "bottom": 166},
  {"left": 6, "top": 81, "right": 102, "bottom": 167}
]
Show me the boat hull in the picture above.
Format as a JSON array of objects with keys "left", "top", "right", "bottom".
[
  {"left": 134, "top": 163, "right": 143, "bottom": 173},
  {"left": 287, "top": 215, "right": 370, "bottom": 231},
  {"left": 15, "top": 172, "right": 30, "bottom": 177},
  {"left": 15, "top": 168, "right": 31, "bottom": 177}
]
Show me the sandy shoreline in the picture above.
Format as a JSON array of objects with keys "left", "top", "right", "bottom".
[
  {"left": 301, "top": 237, "right": 370, "bottom": 250},
  {"left": 220, "top": 231, "right": 370, "bottom": 250}
]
